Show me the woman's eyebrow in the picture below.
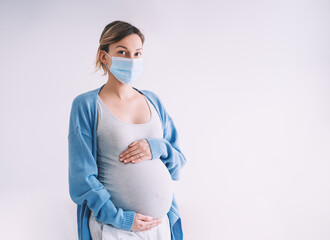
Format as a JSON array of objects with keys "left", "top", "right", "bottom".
[{"left": 115, "top": 45, "right": 143, "bottom": 50}]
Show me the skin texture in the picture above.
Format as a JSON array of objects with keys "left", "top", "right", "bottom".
[
  {"left": 120, "top": 139, "right": 153, "bottom": 164},
  {"left": 98, "top": 33, "right": 163, "bottom": 231},
  {"left": 131, "top": 213, "right": 163, "bottom": 232}
]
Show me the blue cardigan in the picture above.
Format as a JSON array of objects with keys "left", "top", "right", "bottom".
[{"left": 68, "top": 83, "right": 187, "bottom": 240}]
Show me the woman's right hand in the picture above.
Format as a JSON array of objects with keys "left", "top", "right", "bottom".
[{"left": 131, "top": 213, "right": 162, "bottom": 231}]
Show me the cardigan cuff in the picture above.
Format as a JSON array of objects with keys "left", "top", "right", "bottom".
[
  {"left": 145, "top": 137, "right": 163, "bottom": 159},
  {"left": 121, "top": 210, "right": 135, "bottom": 231}
]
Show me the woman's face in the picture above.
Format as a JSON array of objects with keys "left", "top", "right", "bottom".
[{"left": 102, "top": 33, "right": 143, "bottom": 67}]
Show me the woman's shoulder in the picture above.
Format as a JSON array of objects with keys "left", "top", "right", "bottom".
[
  {"left": 138, "top": 89, "right": 171, "bottom": 122},
  {"left": 71, "top": 87, "right": 99, "bottom": 109},
  {"left": 139, "top": 88, "right": 164, "bottom": 107}
]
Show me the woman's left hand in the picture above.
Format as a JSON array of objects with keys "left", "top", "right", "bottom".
[{"left": 119, "top": 139, "right": 152, "bottom": 164}]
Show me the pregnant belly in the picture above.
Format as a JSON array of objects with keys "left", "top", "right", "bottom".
[{"left": 99, "top": 159, "right": 173, "bottom": 219}]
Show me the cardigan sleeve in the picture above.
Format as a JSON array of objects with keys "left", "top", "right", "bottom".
[
  {"left": 144, "top": 93, "right": 187, "bottom": 181},
  {"left": 68, "top": 97, "right": 135, "bottom": 231}
]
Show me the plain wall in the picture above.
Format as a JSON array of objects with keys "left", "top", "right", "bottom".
[{"left": 0, "top": 0, "right": 329, "bottom": 239}]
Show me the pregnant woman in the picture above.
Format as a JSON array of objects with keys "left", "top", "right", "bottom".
[{"left": 68, "top": 20, "right": 187, "bottom": 240}]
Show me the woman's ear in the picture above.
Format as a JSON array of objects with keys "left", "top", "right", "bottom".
[{"left": 100, "top": 51, "right": 109, "bottom": 65}]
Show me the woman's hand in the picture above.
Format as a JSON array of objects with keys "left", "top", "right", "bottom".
[
  {"left": 131, "top": 213, "right": 162, "bottom": 232},
  {"left": 119, "top": 139, "right": 152, "bottom": 164}
]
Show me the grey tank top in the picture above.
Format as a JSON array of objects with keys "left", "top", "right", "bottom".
[{"left": 96, "top": 94, "right": 173, "bottom": 220}]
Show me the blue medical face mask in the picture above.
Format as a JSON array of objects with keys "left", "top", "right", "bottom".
[{"left": 104, "top": 51, "right": 145, "bottom": 85}]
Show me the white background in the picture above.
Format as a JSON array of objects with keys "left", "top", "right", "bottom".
[{"left": 0, "top": 0, "right": 329, "bottom": 239}]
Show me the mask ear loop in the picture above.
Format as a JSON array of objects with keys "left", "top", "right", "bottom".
[
  {"left": 103, "top": 50, "right": 112, "bottom": 68},
  {"left": 103, "top": 50, "right": 112, "bottom": 59}
]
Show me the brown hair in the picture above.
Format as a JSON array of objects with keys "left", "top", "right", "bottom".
[{"left": 94, "top": 20, "right": 145, "bottom": 76}]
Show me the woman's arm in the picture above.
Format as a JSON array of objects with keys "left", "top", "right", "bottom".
[
  {"left": 68, "top": 98, "right": 135, "bottom": 231},
  {"left": 144, "top": 92, "right": 187, "bottom": 181}
]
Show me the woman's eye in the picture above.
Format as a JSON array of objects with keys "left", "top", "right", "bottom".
[{"left": 117, "top": 51, "right": 142, "bottom": 56}]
